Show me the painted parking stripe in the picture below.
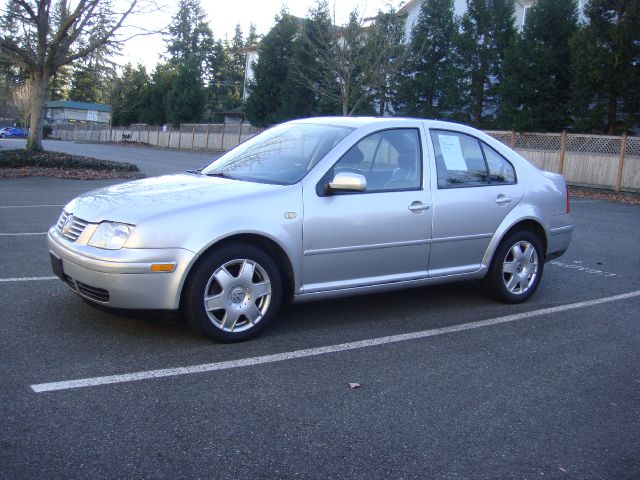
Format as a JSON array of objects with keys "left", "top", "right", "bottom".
[
  {"left": 0, "top": 232, "right": 47, "bottom": 236},
  {"left": 0, "top": 204, "right": 64, "bottom": 209},
  {"left": 30, "top": 290, "right": 640, "bottom": 394},
  {"left": 0, "top": 276, "right": 58, "bottom": 283}
]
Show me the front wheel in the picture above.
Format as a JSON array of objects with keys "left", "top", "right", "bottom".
[
  {"left": 182, "top": 243, "right": 282, "bottom": 342},
  {"left": 483, "top": 231, "right": 544, "bottom": 303}
]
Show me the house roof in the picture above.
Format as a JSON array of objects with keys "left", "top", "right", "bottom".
[
  {"left": 398, "top": 0, "right": 420, "bottom": 15},
  {"left": 45, "top": 101, "right": 110, "bottom": 113}
]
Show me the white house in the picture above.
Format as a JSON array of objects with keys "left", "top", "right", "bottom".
[{"left": 399, "top": 0, "right": 586, "bottom": 41}]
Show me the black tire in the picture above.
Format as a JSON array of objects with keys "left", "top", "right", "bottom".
[
  {"left": 483, "top": 230, "right": 545, "bottom": 304},
  {"left": 182, "top": 242, "right": 282, "bottom": 342}
]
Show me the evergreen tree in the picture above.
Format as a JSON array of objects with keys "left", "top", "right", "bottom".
[
  {"left": 110, "top": 63, "right": 149, "bottom": 126},
  {"left": 165, "top": 0, "right": 214, "bottom": 76},
  {"left": 395, "top": 0, "right": 464, "bottom": 120},
  {"left": 164, "top": 58, "right": 205, "bottom": 126},
  {"left": 69, "top": 64, "right": 101, "bottom": 103},
  {"left": 139, "top": 63, "right": 176, "bottom": 125},
  {"left": 48, "top": 65, "right": 72, "bottom": 100},
  {"left": 205, "top": 40, "right": 227, "bottom": 112},
  {"left": 458, "top": 0, "right": 516, "bottom": 127},
  {"left": 366, "top": 8, "right": 406, "bottom": 116},
  {"left": 571, "top": 0, "right": 640, "bottom": 133},
  {"left": 245, "top": 11, "right": 301, "bottom": 127},
  {"left": 294, "top": 0, "right": 341, "bottom": 116},
  {"left": 246, "top": 23, "right": 259, "bottom": 46},
  {"left": 219, "top": 24, "right": 246, "bottom": 110},
  {"left": 499, "top": 0, "right": 578, "bottom": 131}
]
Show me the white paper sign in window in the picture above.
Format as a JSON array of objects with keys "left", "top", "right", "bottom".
[{"left": 438, "top": 134, "right": 467, "bottom": 171}]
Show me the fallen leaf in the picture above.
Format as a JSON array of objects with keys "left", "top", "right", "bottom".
[
  {"left": 559, "top": 467, "right": 568, "bottom": 474},
  {"left": 348, "top": 383, "right": 360, "bottom": 389}
]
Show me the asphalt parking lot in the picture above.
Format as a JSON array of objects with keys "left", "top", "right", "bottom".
[{"left": 1, "top": 142, "right": 640, "bottom": 479}]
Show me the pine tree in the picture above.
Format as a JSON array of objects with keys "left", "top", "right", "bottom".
[
  {"left": 396, "top": 0, "right": 464, "bottom": 120},
  {"left": 164, "top": 58, "right": 205, "bottom": 126},
  {"left": 366, "top": 8, "right": 406, "bottom": 116},
  {"left": 48, "top": 65, "right": 72, "bottom": 100},
  {"left": 294, "top": 0, "right": 341, "bottom": 116},
  {"left": 244, "top": 11, "right": 300, "bottom": 127},
  {"left": 571, "top": 0, "right": 640, "bottom": 133},
  {"left": 110, "top": 63, "right": 149, "bottom": 126},
  {"left": 458, "top": 0, "right": 516, "bottom": 127},
  {"left": 499, "top": 0, "right": 578, "bottom": 131},
  {"left": 165, "top": 0, "right": 214, "bottom": 76},
  {"left": 219, "top": 24, "right": 246, "bottom": 110},
  {"left": 139, "top": 63, "right": 176, "bottom": 125}
]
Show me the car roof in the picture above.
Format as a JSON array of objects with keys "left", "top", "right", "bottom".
[{"left": 288, "top": 116, "right": 470, "bottom": 131}]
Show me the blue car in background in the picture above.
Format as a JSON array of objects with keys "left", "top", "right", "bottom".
[{"left": 0, "top": 127, "right": 28, "bottom": 138}]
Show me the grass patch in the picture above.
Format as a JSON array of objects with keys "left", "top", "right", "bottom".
[{"left": 0, "top": 149, "right": 143, "bottom": 179}]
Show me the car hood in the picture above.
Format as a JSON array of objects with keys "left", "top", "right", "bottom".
[{"left": 66, "top": 173, "right": 284, "bottom": 224}]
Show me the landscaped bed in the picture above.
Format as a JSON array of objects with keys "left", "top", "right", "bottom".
[{"left": 0, "top": 149, "right": 144, "bottom": 180}]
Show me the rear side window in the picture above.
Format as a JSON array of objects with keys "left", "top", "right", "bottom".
[
  {"left": 430, "top": 130, "right": 516, "bottom": 188},
  {"left": 482, "top": 143, "right": 516, "bottom": 184}
]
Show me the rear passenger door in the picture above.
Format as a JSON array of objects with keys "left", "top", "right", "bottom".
[{"left": 427, "top": 129, "right": 524, "bottom": 277}]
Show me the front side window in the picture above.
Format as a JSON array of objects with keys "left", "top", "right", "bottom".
[
  {"left": 330, "top": 128, "right": 422, "bottom": 192},
  {"left": 431, "top": 130, "right": 516, "bottom": 188},
  {"left": 202, "top": 123, "right": 353, "bottom": 185}
]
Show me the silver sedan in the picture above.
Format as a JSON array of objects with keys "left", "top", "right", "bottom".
[{"left": 48, "top": 117, "right": 573, "bottom": 341}]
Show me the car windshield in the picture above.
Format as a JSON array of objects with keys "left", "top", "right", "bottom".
[{"left": 201, "top": 123, "right": 354, "bottom": 185}]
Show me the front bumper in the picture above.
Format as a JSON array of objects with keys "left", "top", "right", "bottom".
[{"left": 48, "top": 227, "right": 197, "bottom": 310}]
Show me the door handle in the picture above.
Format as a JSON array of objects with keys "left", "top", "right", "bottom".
[
  {"left": 408, "top": 201, "right": 430, "bottom": 212},
  {"left": 495, "top": 194, "right": 511, "bottom": 205}
]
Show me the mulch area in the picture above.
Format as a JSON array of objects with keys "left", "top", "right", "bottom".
[
  {"left": 0, "top": 149, "right": 143, "bottom": 180},
  {"left": 569, "top": 186, "right": 640, "bottom": 206},
  {"left": 0, "top": 167, "right": 144, "bottom": 180}
]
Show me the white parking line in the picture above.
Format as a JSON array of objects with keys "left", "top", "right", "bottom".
[
  {"left": 0, "top": 276, "right": 58, "bottom": 282},
  {"left": 0, "top": 232, "right": 47, "bottom": 236},
  {"left": 0, "top": 204, "right": 64, "bottom": 209},
  {"left": 30, "top": 290, "right": 640, "bottom": 393}
]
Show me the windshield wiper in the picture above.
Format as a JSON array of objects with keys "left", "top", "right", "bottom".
[
  {"left": 186, "top": 169, "right": 202, "bottom": 174},
  {"left": 205, "top": 172, "right": 236, "bottom": 179}
]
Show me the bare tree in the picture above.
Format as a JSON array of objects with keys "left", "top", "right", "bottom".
[
  {"left": 0, "top": 0, "right": 155, "bottom": 150},
  {"left": 297, "top": 4, "right": 407, "bottom": 116},
  {"left": 11, "top": 80, "right": 31, "bottom": 127}
]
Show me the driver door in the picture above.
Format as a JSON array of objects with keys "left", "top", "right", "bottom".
[{"left": 301, "top": 127, "right": 432, "bottom": 294}]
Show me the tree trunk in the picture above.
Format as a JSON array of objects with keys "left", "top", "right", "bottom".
[{"left": 26, "top": 73, "right": 49, "bottom": 151}]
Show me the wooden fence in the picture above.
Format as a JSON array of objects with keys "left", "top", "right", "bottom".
[
  {"left": 486, "top": 131, "right": 639, "bottom": 193},
  {"left": 51, "top": 122, "right": 262, "bottom": 152},
  {"left": 50, "top": 123, "right": 639, "bottom": 193}
]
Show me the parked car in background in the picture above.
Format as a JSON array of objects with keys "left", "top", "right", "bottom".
[
  {"left": 0, "top": 127, "right": 28, "bottom": 138},
  {"left": 48, "top": 117, "right": 574, "bottom": 342}
]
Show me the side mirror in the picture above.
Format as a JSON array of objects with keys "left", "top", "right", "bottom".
[{"left": 327, "top": 171, "right": 367, "bottom": 193}]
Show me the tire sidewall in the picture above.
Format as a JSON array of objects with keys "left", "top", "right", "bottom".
[
  {"left": 183, "top": 242, "right": 282, "bottom": 342},
  {"left": 486, "top": 230, "right": 545, "bottom": 304}
]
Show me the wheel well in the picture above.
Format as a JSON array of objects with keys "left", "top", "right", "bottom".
[
  {"left": 182, "top": 234, "right": 296, "bottom": 307},
  {"left": 503, "top": 220, "right": 547, "bottom": 254}
]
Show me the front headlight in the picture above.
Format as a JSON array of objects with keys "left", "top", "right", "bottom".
[{"left": 88, "top": 222, "right": 134, "bottom": 250}]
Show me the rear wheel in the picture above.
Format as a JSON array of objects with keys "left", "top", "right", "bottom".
[
  {"left": 183, "top": 243, "right": 282, "bottom": 342},
  {"left": 483, "top": 231, "right": 544, "bottom": 303}
]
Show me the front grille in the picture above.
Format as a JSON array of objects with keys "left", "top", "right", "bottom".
[
  {"left": 76, "top": 281, "right": 110, "bottom": 303},
  {"left": 56, "top": 211, "right": 89, "bottom": 241}
]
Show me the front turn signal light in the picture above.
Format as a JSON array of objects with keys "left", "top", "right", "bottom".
[{"left": 150, "top": 263, "right": 176, "bottom": 273}]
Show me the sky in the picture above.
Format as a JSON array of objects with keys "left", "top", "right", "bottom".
[{"left": 120, "top": 0, "right": 401, "bottom": 72}]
